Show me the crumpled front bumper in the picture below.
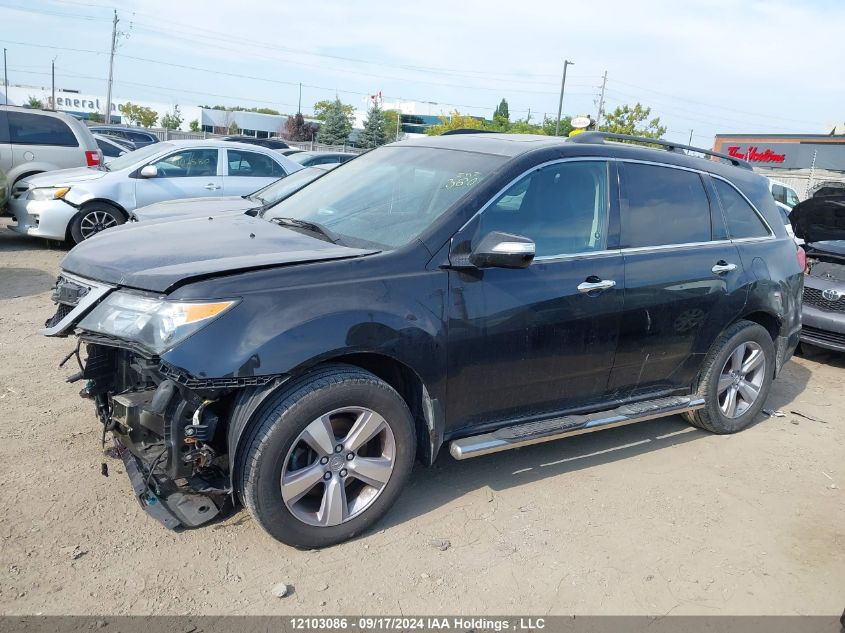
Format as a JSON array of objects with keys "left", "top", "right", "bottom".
[{"left": 8, "top": 196, "right": 78, "bottom": 240}]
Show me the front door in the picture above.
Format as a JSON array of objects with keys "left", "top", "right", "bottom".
[
  {"left": 134, "top": 147, "right": 223, "bottom": 209},
  {"left": 446, "top": 159, "right": 624, "bottom": 432},
  {"left": 609, "top": 161, "right": 747, "bottom": 396}
]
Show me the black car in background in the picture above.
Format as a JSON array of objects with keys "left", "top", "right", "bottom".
[
  {"left": 791, "top": 194, "right": 845, "bottom": 352},
  {"left": 89, "top": 125, "right": 160, "bottom": 148},
  {"left": 221, "top": 135, "right": 290, "bottom": 150},
  {"left": 41, "top": 132, "right": 803, "bottom": 548},
  {"left": 290, "top": 151, "right": 356, "bottom": 167}
]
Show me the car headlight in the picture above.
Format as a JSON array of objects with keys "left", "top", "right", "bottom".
[
  {"left": 78, "top": 291, "right": 237, "bottom": 354},
  {"left": 28, "top": 187, "right": 70, "bottom": 201}
]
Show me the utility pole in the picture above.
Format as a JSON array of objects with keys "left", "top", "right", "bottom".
[
  {"left": 51, "top": 57, "right": 56, "bottom": 110},
  {"left": 554, "top": 59, "right": 574, "bottom": 136},
  {"left": 395, "top": 109, "right": 400, "bottom": 141},
  {"left": 596, "top": 70, "right": 608, "bottom": 127},
  {"left": 103, "top": 9, "right": 118, "bottom": 124},
  {"left": 297, "top": 82, "right": 302, "bottom": 113},
  {"left": 3, "top": 48, "right": 7, "bottom": 105}
]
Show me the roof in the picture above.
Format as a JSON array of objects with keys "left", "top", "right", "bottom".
[{"left": 400, "top": 133, "right": 569, "bottom": 157}]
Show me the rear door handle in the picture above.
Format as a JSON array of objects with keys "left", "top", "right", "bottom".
[
  {"left": 711, "top": 262, "right": 738, "bottom": 274},
  {"left": 577, "top": 279, "right": 616, "bottom": 293},
  {"left": 204, "top": 183, "right": 221, "bottom": 190}
]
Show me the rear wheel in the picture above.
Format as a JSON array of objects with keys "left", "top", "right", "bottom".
[
  {"left": 69, "top": 202, "right": 126, "bottom": 243},
  {"left": 685, "top": 320, "right": 775, "bottom": 434},
  {"left": 239, "top": 365, "right": 416, "bottom": 547}
]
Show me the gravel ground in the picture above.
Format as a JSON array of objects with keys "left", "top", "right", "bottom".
[{"left": 0, "top": 218, "right": 842, "bottom": 616}]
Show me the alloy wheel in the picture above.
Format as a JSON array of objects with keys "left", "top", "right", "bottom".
[
  {"left": 79, "top": 210, "right": 119, "bottom": 239},
  {"left": 280, "top": 406, "right": 396, "bottom": 527},
  {"left": 717, "top": 341, "right": 766, "bottom": 418}
]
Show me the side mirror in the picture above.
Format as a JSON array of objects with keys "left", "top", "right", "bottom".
[
  {"left": 469, "top": 231, "right": 535, "bottom": 269},
  {"left": 139, "top": 165, "right": 158, "bottom": 178}
]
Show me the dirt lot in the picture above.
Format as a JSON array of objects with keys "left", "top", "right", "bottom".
[{"left": 0, "top": 217, "right": 842, "bottom": 616}]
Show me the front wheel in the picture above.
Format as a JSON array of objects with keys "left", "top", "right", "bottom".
[
  {"left": 69, "top": 202, "right": 126, "bottom": 243},
  {"left": 239, "top": 365, "right": 416, "bottom": 547},
  {"left": 685, "top": 320, "right": 775, "bottom": 434}
]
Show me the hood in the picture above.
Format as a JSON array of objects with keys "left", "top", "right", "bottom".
[
  {"left": 789, "top": 195, "right": 845, "bottom": 244},
  {"left": 21, "top": 166, "right": 107, "bottom": 187},
  {"left": 61, "top": 213, "right": 377, "bottom": 293},
  {"left": 132, "top": 196, "right": 255, "bottom": 222}
]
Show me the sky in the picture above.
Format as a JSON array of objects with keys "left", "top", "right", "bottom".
[{"left": 0, "top": 0, "right": 843, "bottom": 145}]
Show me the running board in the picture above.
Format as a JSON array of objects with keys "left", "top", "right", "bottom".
[{"left": 449, "top": 396, "right": 705, "bottom": 460}]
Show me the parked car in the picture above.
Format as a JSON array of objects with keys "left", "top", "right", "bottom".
[
  {"left": 0, "top": 106, "right": 102, "bottom": 192},
  {"left": 130, "top": 165, "right": 335, "bottom": 223},
  {"left": 790, "top": 194, "right": 845, "bottom": 352},
  {"left": 768, "top": 177, "right": 801, "bottom": 239},
  {"left": 89, "top": 126, "right": 160, "bottom": 148},
  {"left": 221, "top": 135, "right": 290, "bottom": 150},
  {"left": 41, "top": 132, "right": 802, "bottom": 547},
  {"left": 0, "top": 166, "right": 8, "bottom": 212},
  {"left": 278, "top": 148, "right": 304, "bottom": 157},
  {"left": 9, "top": 140, "right": 303, "bottom": 243},
  {"left": 93, "top": 134, "right": 134, "bottom": 163},
  {"left": 290, "top": 151, "right": 356, "bottom": 167}
]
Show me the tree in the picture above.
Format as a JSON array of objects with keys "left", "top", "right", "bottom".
[
  {"left": 541, "top": 114, "right": 573, "bottom": 137},
  {"left": 283, "top": 112, "right": 316, "bottom": 142},
  {"left": 599, "top": 103, "right": 666, "bottom": 139},
  {"left": 189, "top": 119, "right": 200, "bottom": 132},
  {"left": 160, "top": 105, "right": 183, "bottom": 130},
  {"left": 313, "top": 99, "right": 355, "bottom": 122},
  {"left": 120, "top": 102, "right": 158, "bottom": 128},
  {"left": 383, "top": 109, "right": 402, "bottom": 142},
  {"left": 493, "top": 98, "right": 509, "bottom": 121},
  {"left": 357, "top": 102, "right": 388, "bottom": 149},
  {"left": 315, "top": 98, "right": 353, "bottom": 145},
  {"left": 508, "top": 118, "right": 546, "bottom": 135},
  {"left": 24, "top": 95, "right": 44, "bottom": 109},
  {"left": 88, "top": 112, "right": 104, "bottom": 123},
  {"left": 228, "top": 120, "right": 241, "bottom": 135},
  {"left": 425, "top": 111, "right": 485, "bottom": 135}
]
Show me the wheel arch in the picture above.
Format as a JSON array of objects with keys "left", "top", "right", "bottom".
[
  {"left": 733, "top": 309, "right": 785, "bottom": 377},
  {"left": 66, "top": 199, "right": 129, "bottom": 241}
]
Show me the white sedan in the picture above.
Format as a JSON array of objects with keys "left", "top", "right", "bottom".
[{"left": 8, "top": 139, "right": 303, "bottom": 243}]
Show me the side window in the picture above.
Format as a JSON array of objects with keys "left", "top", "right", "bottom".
[
  {"left": 151, "top": 149, "right": 218, "bottom": 178},
  {"left": 479, "top": 161, "right": 609, "bottom": 257},
  {"left": 228, "top": 150, "right": 285, "bottom": 177},
  {"left": 620, "top": 163, "right": 711, "bottom": 248},
  {"left": 771, "top": 184, "right": 786, "bottom": 205},
  {"left": 784, "top": 187, "right": 800, "bottom": 209},
  {"left": 127, "top": 131, "right": 155, "bottom": 143},
  {"left": 714, "top": 179, "right": 770, "bottom": 239},
  {"left": 96, "top": 138, "right": 122, "bottom": 157},
  {"left": 0, "top": 111, "right": 9, "bottom": 143},
  {"left": 8, "top": 112, "right": 78, "bottom": 147}
]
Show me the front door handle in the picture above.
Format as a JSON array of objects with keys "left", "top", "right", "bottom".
[
  {"left": 204, "top": 183, "right": 221, "bottom": 190},
  {"left": 711, "top": 261, "right": 738, "bottom": 274},
  {"left": 577, "top": 279, "right": 616, "bottom": 293}
]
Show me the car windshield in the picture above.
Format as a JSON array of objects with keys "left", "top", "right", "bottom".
[
  {"left": 103, "top": 142, "right": 174, "bottom": 171},
  {"left": 249, "top": 168, "right": 326, "bottom": 205},
  {"left": 263, "top": 146, "right": 506, "bottom": 249}
]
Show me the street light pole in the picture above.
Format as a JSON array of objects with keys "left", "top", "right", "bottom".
[
  {"left": 3, "top": 48, "right": 8, "bottom": 105},
  {"left": 51, "top": 57, "right": 56, "bottom": 110},
  {"left": 554, "top": 59, "right": 574, "bottom": 136},
  {"left": 103, "top": 10, "right": 118, "bottom": 123}
]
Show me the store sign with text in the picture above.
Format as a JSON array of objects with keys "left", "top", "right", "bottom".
[{"left": 727, "top": 146, "right": 786, "bottom": 163}]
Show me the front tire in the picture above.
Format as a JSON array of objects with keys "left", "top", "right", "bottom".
[
  {"left": 239, "top": 365, "right": 416, "bottom": 548},
  {"left": 69, "top": 202, "right": 126, "bottom": 243},
  {"left": 685, "top": 320, "right": 775, "bottom": 434}
]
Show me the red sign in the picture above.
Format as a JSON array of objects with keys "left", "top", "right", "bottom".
[{"left": 727, "top": 145, "right": 786, "bottom": 163}]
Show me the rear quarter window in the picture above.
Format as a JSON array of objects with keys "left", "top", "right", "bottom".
[
  {"left": 714, "top": 179, "right": 770, "bottom": 239},
  {"left": 8, "top": 111, "right": 78, "bottom": 147}
]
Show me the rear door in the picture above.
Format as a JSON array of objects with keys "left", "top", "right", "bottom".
[
  {"left": 609, "top": 161, "right": 746, "bottom": 396},
  {"left": 446, "top": 159, "right": 624, "bottom": 430},
  {"left": 223, "top": 148, "right": 288, "bottom": 195},
  {"left": 0, "top": 110, "right": 10, "bottom": 175},
  {"left": 7, "top": 110, "right": 82, "bottom": 171},
  {"left": 134, "top": 147, "right": 223, "bottom": 208}
]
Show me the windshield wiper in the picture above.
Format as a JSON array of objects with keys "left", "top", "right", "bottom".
[{"left": 269, "top": 216, "right": 342, "bottom": 244}]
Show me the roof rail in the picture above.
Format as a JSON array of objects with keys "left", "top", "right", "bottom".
[{"left": 567, "top": 131, "right": 752, "bottom": 170}]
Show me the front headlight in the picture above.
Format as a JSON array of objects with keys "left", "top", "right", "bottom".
[
  {"left": 28, "top": 187, "right": 70, "bottom": 201},
  {"left": 78, "top": 291, "right": 237, "bottom": 354}
]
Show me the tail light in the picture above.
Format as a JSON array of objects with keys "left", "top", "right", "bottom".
[
  {"left": 796, "top": 246, "right": 807, "bottom": 273},
  {"left": 85, "top": 150, "right": 101, "bottom": 167}
]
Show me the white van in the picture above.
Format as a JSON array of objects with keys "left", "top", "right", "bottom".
[{"left": 767, "top": 178, "right": 800, "bottom": 239}]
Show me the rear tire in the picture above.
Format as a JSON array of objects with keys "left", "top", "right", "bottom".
[
  {"left": 69, "top": 202, "right": 126, "bottom": 244},
  {"left": 239, "top": 365, "right": 416, "bottom": 548},
  {"left": 684, "top": 320, "right": 775, "bottom": 434}
]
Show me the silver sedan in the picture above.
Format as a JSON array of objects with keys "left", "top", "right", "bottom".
[{"left": 8, "top": 139, "right": 303, "bottom": 243}]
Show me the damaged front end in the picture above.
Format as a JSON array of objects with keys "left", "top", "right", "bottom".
[{"left": 43, "top": 273, "right": 244, "bottom": 529}]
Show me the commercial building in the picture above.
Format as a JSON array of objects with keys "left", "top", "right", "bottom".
[{"left": 713, "top": 133, "right": 845, "bottom": 199}]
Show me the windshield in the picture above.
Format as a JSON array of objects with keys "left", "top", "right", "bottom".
[
  {"left": 249, "top": 168, "right": 326, "bottom": 205},
  {"left": 104, "top": 142, "right": 174, "bottom": 171},
  {"left": 264, "top": 146, "right": 506, "bottom": 249}
]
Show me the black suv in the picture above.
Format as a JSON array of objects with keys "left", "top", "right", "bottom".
[
  {"left": 89, "top": 126, "right": 160, "bottom": 148},
  {"left": 42, "top": 132, "right": 803, "bottom": 547}
]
